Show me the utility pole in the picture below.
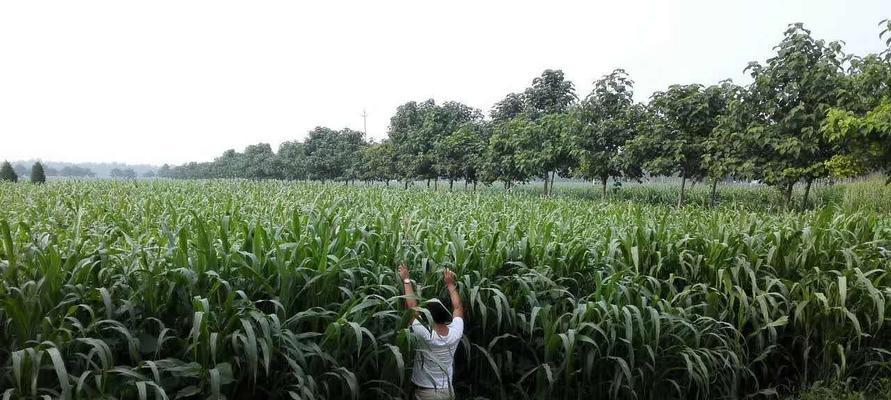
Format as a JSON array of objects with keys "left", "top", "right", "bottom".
[{"left": 361, "top": 108, "right": 368, "bottom": 136}]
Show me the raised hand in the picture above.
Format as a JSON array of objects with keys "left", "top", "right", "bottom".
[
  {"left": 398, "top": 263, "right": 410, "bottom": 281},
  {"left": 444, "top": 268, "right": 456, "bottom": 286}
]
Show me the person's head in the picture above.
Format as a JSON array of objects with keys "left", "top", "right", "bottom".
[{"left": 427, "top": 298, "right": 452, "bottom": 324}]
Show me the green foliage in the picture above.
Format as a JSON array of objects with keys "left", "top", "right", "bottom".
[
  {"left": 481, "top": 117, "right": 532, "bottom": 187},
  {"left": 276, "top": 140, "right": 308, "bottom": 180},
  {"left": 387, "top": 100, "right": 481, "bottom": 184},
  {"left": 823, "top": 102, "right": 891, "bottom": 182},
  {"left": 825, "top": 154, "right": 867, "bottom": 179},
  {"left": 787, "top": 379, "right": 891, "bottom": 400},
  {"left": 434, "top": 123, "right": 487, "bottom": 187},
  {"left": 29, "top": 162, "right": 46, "bottom": 184},
  {"left": 0, "top": 180, "right": 889, "bottom": 399},
  {"left": 59, "top": 165, "right": 95, "bottom": 178},
  {"left": 359, "top": 140, "right": 397, "bottom": 184},
  {"left": 156, "top": 23, "right": 891, "bottom": 202},
  {"left": 572, "top": 69, "right": 645, "bottom": 195},
  {"left": 627, "top": 83, "right": 732, "bottom": 206},
  {"left": 734, "top": 23, "right": 846, "bottom": 202},
  {"left": 304, "top": 127, "right": 367, "bottom": 181},
  {"left": 522, "top": 69, "right": 576, "bottom": 118},
  {"left": 109, "top": 167, "right": 137, "bottom": 179},
  {"left": 242, "top": 143, "right": 279, "bottom": 179},
  {"left": 490, "top": 93, "right": 526, "bottom": 122},
  {"left": 0, "top": 161, "right": 18, "bottom": 182}
]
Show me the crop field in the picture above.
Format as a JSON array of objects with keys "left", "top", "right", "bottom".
[{"left": 0, "top": 180, "right": 890, "bottom": 399}]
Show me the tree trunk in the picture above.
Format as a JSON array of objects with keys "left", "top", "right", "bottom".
[
  {"left": 677, "top": 175, "right": 687, "bottom": 208},
  {"left": 449, "top": 179, "right": 454, "bottom": 190},
  {"left": 426, "top": 178, "right": 430, "bottom": 188},
  {"left": 473, "top": 181, "right": 477, "bottom": 191},
  {"left": 783, "top": 183, "right": 794, "bottom": 208},
  {"left": 709, "top": 178, "right": 718, "bottom": 208},
  {"left": 550, "top": 171, "right": 556, "bottom": 196},
  {"left": 543, "top": 173, "right": 549, "bottom": 196},
  {"left": 404, "top": 180, "right": 409, "bottom": 190},
  {"left": 385, "top": 180, "right": 390, "bottom": 187},
  {"left": 601, "top": 175, "right": 608, "bottom": 198},
  {"left": 464, "top": 180, "right": 468, "bottom": 189},
  {"left": 801, "top": 178, "right": 813, "bottom": 210},
  {"left": 434, "top": 178, "right": 438, "bottom": 191}
]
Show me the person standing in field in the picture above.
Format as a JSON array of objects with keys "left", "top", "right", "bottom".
[{"left": 399, "top": 264, "right": 465, "bottom": 400}]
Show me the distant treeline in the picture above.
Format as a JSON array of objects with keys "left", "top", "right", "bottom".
[
  {"left": 146, "top": 22, "right": 891, "bottom": 206},
  {"left": 3, "top": 161, "right": 157, "bottom": 178}
]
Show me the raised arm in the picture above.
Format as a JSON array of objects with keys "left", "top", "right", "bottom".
[
  {"left": 444, "top": 268, "right": 464, "bottom": 319},
  {"left": 398, "top": 264, "right": 418, "bottom": 321}
]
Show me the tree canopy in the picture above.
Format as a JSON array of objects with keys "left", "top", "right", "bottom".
[
  {"left": 151, "top": 21, "right": 890, "bottom": 209},
  {"left": 30, "top": 162, "right": 46, "bottom": 184},
  {"left": 0, "top": 161, "right": 18, "bottom": 183}
]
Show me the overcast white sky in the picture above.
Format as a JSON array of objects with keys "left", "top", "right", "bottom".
[{"left": 1, "top": 0, "right": 888, "bottom": 165}]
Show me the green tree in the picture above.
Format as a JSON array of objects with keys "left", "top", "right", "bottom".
[
  {"left": 630, "top": 84, "right": 726, "bottom": 206},
  {"left": 698, "top": 81, "right": 742, "bottom": 207},
  {"left": 110, "top": 168, "right": 137, "bottom": 179},
  {"left": 387, "top": 100, "right": 436, "bottom": 186},
  {"left": 435, "top": 122, "right": 487, "bottom": 189},
  {"left": 523, "top": 69, "right": 576, "bottom": 118},
  {"left": 739, "top": 23, "right": 846, "bottom": 207},
  {"left": 0, "top": 161, "right": 18, "bottom": 182},
  {"left": 30, "top": 162, "right": 46, "bottom": 184},
  {"left": 359, "top": 141, "right": 397, "bottom": 185},
  {"left": 572, "top": 69, "right": 644, "bottom": 197},
  {"left": 482, "top": 117, "right": 531, "bottom": 188},
  {"left": 213, "top": 149, "right": 246, "bottom": 178},
  {"left": 513, "top": 112, "right": 575, "bottom": 195},
  {"left": 60, "top": 165, "right": 95, "bottom": 178},
  {"left": 157, "top": 164, "right": 173, "bottom": 178},
  {"left": 336, "top": 128, "right": 368, "bottom": 183},
  {"left": 276, "top": 141, "right": 308, "bottom": 181},
  {"left": 420, "top": 102, "right": 481, "bottom": 188},
  {"left": 821, "top": 20, "right": 891, "bottom": 182},
  {"left": 490, "top": 93, "right": 526, "bottom": 122},
  {"left": 515, "top": 69, "right": 578, "bottom": 194},
  {"left": 243, "top": 143, "right": 278, "bottom": 179},
  {"left": 387, "top": 100, "right": 480, "bottom": 188},
  {"left": 823, "top": 102, "right": 891, "bottom": 181},
  {"left": 304, "top": 127, "right": 344, "bottom": 182}
]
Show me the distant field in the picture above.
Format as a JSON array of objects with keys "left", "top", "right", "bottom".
[
  {"left": 0, "top": 180, "right": 889, "bottom": 399},
  {"left": 397, "top": 176, "right": 891, "bottom": 214}
]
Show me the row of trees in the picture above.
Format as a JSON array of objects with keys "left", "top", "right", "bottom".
[
  {"left": 1, "top": 161, "right": 46, "bottom": 184},
  {"left": 0, "top": 161, "right": 154, "bottom": 181},
  {"left": 160, "top": 21, "right": 891, "bottom": 206},
  {"left": 6, "top": 163, "right": 97, "bottom": 178}
]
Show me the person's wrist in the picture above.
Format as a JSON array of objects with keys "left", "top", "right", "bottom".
[{"left": 402, "top": 278, "right": 411, "bottom": 284}]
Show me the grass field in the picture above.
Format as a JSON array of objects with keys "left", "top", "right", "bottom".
[{"left": 0, "top": 180, "right": 889, "bottom": 399}]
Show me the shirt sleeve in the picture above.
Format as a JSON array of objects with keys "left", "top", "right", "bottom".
[
  {"left": 410, "top": 319, "right": 430, "bottom": 337},
  {"left": 448, "top": 317, "right": 464, "bottom": 342}
]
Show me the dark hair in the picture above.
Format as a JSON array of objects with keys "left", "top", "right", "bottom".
[{"left": 427, "top": 298, "right": 452, "bottom": 324}]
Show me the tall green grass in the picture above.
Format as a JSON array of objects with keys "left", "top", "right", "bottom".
[{"left": 0, "top": 180, "right": 889, "bottom": 399}]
